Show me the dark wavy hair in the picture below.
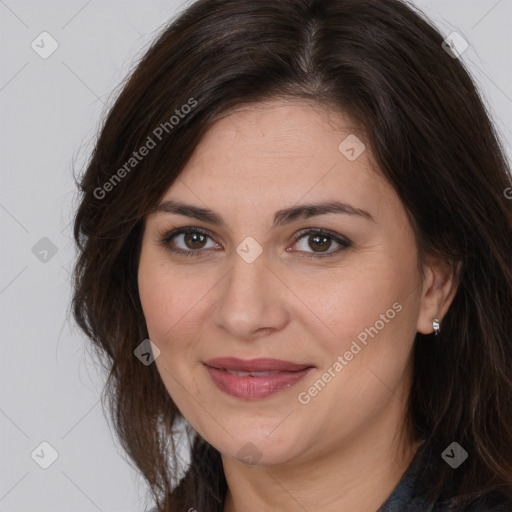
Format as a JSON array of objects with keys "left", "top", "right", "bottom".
[{"left": 71, "top": 0, "right": 512, "bottom": 510}]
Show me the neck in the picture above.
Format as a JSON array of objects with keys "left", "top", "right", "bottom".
[{"left": 221, "top": 408, "right": 420, "bottom": 512}]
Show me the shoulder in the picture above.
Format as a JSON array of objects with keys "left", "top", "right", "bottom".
[
  {"left": 378, "top": 441, "right": 512, "bottom": 512},
  {"left": 433, "top": 492, "right": 512, "bottom": 511}
]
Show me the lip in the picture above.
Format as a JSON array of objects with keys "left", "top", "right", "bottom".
[
  {"left": 204, "top": 357, "right": 313, "bottom": 372},
  {"left": 203, "top": 357, "right": 315, "bottom": 399}
]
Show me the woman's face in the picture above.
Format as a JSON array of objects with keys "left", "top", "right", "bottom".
[{"left": 137, "top": 99, "right": 442, "bottom": 466}]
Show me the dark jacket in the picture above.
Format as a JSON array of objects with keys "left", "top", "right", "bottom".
[{"left": 377, "top": 443, "right": 511, "bottom": 511}]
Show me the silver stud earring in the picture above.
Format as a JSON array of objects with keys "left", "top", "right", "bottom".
[{"left": 432, "top": 316, "right": 441, "bottom": 335}]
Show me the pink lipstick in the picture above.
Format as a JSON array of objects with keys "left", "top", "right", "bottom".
[{"left": 203, "top": 357, "right": 314, "bottom": 399}]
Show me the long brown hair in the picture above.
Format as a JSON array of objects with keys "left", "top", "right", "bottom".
[{"left": 71, "top": 0, "right": 512, "bottom": 510}]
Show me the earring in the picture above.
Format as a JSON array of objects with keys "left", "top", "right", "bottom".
[{"left": 432, "top": 316, "right": 441, "bottom": 335}]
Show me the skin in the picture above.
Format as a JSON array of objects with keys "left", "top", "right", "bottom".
[{"left": 137, "top": 99, "right": 458, "bottom": 512}]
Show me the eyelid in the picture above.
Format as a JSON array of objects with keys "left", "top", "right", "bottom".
[
  {"left": 291, "top": 227, "right": 352, "bottom": 247},
  {"left": 158, "top": 226, "right": 353, "bottom": 259},
  {"left": 158, "top": 226, "right": 220, "bottom": 257},
  {"left": 288, "top": 228, "right": 352, "bottom": 259}
]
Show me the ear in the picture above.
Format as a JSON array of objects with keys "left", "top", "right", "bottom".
[{"left": 416, "top": 256, "right": 461, "bottom": 335}]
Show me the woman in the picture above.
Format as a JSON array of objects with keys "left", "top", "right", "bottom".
[{"left": 71, "top": 0, "right": 512, "bottom": 510}]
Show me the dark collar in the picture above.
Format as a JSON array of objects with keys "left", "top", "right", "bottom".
[{"left": 377, "top": 442, "right": 434, "bottom": 512}]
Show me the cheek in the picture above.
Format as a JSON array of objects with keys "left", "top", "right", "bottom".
[
  {"left": 138, "top": 263, "right": 173, "bottom": 342},
  {"left": 137, "top": 251, "right": 207, "bottom": 413},
  {"left": 303, "top": 255, "right": 420, "bottom": 418},
  {"left": 138, "top": 246, "right": 206, "bottom": 344},
  {"left": 308, "top": 257, "right": 418, "bottom": 353}
]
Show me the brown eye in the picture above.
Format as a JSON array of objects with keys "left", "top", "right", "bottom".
[
  {"left": 183, "top": 231, "right": 208, "bottom": 250},
  {"left": 160, "top": 227, "right": 220, "bottom": 258},
  {"left": 307, "top": 233, "right": 332, "bottom": 252},
  {"left": 290, "top": 229, "right": 352, "bottom": 259}
]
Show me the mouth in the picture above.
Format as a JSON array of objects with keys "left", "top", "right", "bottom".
[{"left": 203, "top": 357, "right": 315, "bottom": 399}]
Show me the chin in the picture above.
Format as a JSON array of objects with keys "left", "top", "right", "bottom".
[{"left": 213, "top": 428, "right": 303, "bottom": 467}]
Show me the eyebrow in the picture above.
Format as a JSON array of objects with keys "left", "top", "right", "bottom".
[{"left": 152, "top": 199, "right": 375, "bottom": 227}]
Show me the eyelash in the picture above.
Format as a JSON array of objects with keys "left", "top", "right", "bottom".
[{"left": 158, "top": 226, "right": 353, "bottom": 260}]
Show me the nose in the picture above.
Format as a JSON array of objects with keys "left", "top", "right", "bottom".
[{"left": 213, "top": 248, "right": 290, "bottom": 341}]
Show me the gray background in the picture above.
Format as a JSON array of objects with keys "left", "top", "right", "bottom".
[{"left": 1, "top": 1, "right": 511, "bottom": 511}]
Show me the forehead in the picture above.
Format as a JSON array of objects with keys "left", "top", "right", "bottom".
[
  {"left": 156, "top": 100, "right": 402, "bottom": 227},
  {"left": 179, "top": 101, "right": 376, "bottom": 184},
  {"left": 194, "top": 100, "right": 361, "bottom": 158}
]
